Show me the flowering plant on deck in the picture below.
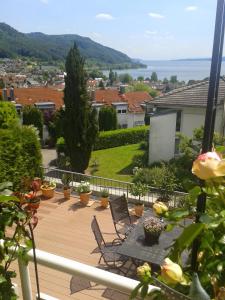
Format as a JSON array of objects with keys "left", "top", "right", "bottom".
[{"left": 131, "top": 150, "right": 225, "bottom": 299}]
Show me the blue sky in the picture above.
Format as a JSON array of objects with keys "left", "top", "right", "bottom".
[{"left": 1, "top": 0, "right": 218, "bottom": 60}]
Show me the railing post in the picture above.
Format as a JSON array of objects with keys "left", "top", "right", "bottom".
[{"left": 18, "top": 257, "right": 33, "bottom": 300}]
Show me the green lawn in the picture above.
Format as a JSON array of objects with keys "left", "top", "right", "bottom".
[{"left": 88, "top": 143, "right": 143, "bottom": 182}]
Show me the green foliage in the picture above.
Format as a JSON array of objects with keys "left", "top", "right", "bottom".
[
  {"left": 130, "top": 182, "right": 148, "bottom": 203},
  {"left": 0, "top": 23, "right": 146, "bottom": 69},
  {"left": 98, "top": 80, "right": 105, "bottom": 89},
  {"left": 47, "top": 108, "right": 65, "bottom": 146},
  {"left": 0, "top": 101, "right": 18, "bottom": 129},
  {"left": 151, "top": 71, "right": 158, "bottom": 82},
  {"left": 133, "top": 163, "right": 179, "bottom": 201},
  {"left": 56, "top": 137, "right": 67, "bottom": 156},
  {"left": 0, "top": 79, "right": 4, "bottom": 89},
  {"left": 137, "top": 76, "right": 144, "bottom": 81},
  {"left": 63, "top": 44, "right": 99, "bottom": 173},
  {"left": 170, "top": 75, "right": 178, "bottom": 83},
  {"left": 0, "top": 125, "right": 43, "bottom": 191},
  {"left": 0, "top": 185, "right": 33, "bottom": 300},
  {"left": 94, "top": 126, "right": 149, "bottom": 150},
  {"left": 98, "top": 106, "right": 117, "bottom": 131},
  {"left": 22, "top": 105, "right": 43, "bottom": 138},
  {"left": 133, "top": 82, "right": 151, "bottom": 93},
  {"left": 169, "top": 127, "right": 225, "bottom": 191},
  {"left": 88, "top": 69, "right": 106, "bottom": 80},
  {"left": 119, "top": 73, "right": 133, "bottom": 84}
]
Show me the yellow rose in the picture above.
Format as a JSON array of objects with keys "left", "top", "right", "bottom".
[
  {"left": 153, "top": 201, "right": 168, "bottom": 215},
  {"left": 192, "top": 152, "right": 225, "bottom": 180},
  {"left": 137, "top": 262, "right": 151, "bottom": 280},
  {"left": 161, "top": 258, "right": 184, "bottom": 284}
]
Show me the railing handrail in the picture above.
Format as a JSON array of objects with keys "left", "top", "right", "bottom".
[
  {"left": 17, "top": 246, "right": 159, "bottom": 299},
  {"left": 42, "top": 166, "right": 187, "bottom": 196}
]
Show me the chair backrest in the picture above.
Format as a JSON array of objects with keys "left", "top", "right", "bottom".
[
  {"left": 109, "top": 194, "right": 131, "bottom": 224},
  {"left": 91, "top": 216, "right": 106, "bottom": 249}
]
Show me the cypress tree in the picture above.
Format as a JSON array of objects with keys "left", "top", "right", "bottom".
[
  {"left": 63, "top": 44, "right": 98, "bottom": 173},
  {"left": 98, "top": 106, "right": 117, "bottom": 131}
]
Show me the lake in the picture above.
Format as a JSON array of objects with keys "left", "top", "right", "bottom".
[{"left": 103, "top": 60, "right": 225, "bottom": 82}]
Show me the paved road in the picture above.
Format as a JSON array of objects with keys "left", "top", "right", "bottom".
[{"left": 41, "top": 149, "right": 57, "bottom": 167}]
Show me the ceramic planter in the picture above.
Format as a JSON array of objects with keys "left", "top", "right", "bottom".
[
  {"left": 144, "top": 228, "right": 162, "bottom": 245},
  {"left": 79, "top": 191, "right": 92, "bottom": 205},
  {"left": 41, "top": 184, "right": 56, "bottom": 199},
  {"left": 134, "top": 203, "right": 144, "bottom": 217},
  {"left": 100, "top": 197, "right": 109, "bottom": 208}
]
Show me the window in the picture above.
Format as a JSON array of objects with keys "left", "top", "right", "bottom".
[
  {"left": 117, "top": 109, "right": 127, "bottom": 114},
  {"left": 176, "top": 111, "right": 181, "bottom": 132},
  {"left": 174, "top": 138, "right": 180, "bottom": 155}
]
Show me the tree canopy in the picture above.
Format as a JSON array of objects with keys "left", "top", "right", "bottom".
[{"left": 63, "top": 44, "right": 98, "bottom": 173}]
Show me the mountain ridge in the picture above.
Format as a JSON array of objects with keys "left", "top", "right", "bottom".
[{"left": 0, "top": 23, "right": 145, "bottom": 69}]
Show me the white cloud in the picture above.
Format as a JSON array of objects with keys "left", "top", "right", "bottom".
[
  {"left": 185, "top": 6, "right": 198, "bottom": 11},
  {"left": 148, "top": 12, "right": 164, "bottom": 19},
  {"left": 95, "top": 13, "right": 114, "bottom": 20},
  {"left": 40, "top": 0, "right": 49, "bottom": 4},
  {"left": 145, "top": 30, "right": 157, "bottom": 35}
]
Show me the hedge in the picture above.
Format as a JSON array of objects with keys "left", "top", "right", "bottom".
[
  {"left": 0, "top": 101, "right": 18, "bottom": 129},
  {"left": 0, "top": 125, "right": 43, "bottom": 190},
  {"left": 94, "top": 126, "right": 149, "bottom": 150}
]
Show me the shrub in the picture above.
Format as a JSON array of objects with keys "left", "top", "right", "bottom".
[
  {"left": 47, "top": 108, "right": 65, "bottom": 146},
  {"left": 0, "top": 101, "right": 18, "bottom": 129},
  {"left": 56, "top": 137, "right": 67, "bottom": 156},
  {"left": 0, "top": 125, "right": 43, "bottom": 190},
  {"left": 22, "top": 105, "right": 44, "bottom": 138},
  {"left": 94, "top": 126, "right": 149, "bottom": 150},
  {"left": 133, "top": 163, "right": 179, "bottom": 201}
]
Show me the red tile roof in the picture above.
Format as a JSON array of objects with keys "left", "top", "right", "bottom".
[
  {"left": 5, "top": 87, "right": 64, "bottom": 109},
  {"left": 94, "top": 90, "right": 152, "bottom": 113}
]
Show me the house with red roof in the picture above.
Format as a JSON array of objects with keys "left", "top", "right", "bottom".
[{"left": 93, "top": 89, "right": 152, "bottom": 128}]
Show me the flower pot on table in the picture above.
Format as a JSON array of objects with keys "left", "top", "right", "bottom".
[{"left": 41, "top": 185, "right": 56, "bottom": 199}]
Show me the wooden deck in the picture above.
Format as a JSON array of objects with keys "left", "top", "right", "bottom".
[{"left": 13, "top": 192, "right": 135, "bottom": 300}]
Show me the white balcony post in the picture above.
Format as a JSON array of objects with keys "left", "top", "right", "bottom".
[{"left": 18, "top": 256, "right": 33, "bottom": 300}]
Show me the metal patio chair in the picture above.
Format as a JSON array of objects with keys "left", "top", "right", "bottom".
[
  {"left": 91, "top": 216, "right": 129, "bottom": 274},
  {"left": 109, "top": 194, "right": 135, "bottom": 240}
]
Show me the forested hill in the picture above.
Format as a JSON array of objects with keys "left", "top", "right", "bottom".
[{"left": 0, "top": 23, "right": 145, "bottom": 69}]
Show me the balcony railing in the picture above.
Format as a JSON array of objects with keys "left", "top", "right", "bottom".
[
  {"left": 17, "top": 247, "right": 159, "bottom": 300},
  {"left": 42, "top": 166, "right": 187, "bottom": 208}
]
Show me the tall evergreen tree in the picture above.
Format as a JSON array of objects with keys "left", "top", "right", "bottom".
[
  {"left": 98, "top": 106, "right": 117, "bottom": 131},
  {"left": 63, "top": 44, "right": 98, "bottom": 173}
]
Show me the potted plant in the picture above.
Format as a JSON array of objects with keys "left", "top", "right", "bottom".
[
  {"left": 100, "top": 189, "right": 109, "bottom": 208},
  {"left": 41, "top": 181, "right": 56, "bottom": 199},
  {"left": 24, "top": 191, "right": 41, "bottom": 211},
  {"left": 61, "top": 173, "right": 72, "bottom": 199},
  {"left": 143, "top": 217, "right": 164, "bottom": 245},
  {"left": 77, "top": 181, "right": 91, "bottom": 205},
  {"left": 130, "top": 182, "right": 148, "bottom": 217}
]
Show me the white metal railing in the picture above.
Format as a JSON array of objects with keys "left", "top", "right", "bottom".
[{"left": 18, "top": 248, "right": 160, "bottom": 300}]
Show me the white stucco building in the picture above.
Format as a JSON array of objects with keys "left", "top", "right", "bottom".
[{"left": 147, "top": 79, "right": 225, "bottom": 164}]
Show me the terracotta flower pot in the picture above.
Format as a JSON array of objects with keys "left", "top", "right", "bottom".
[
  {"left": 134, "top": 203, "right": 144, "bottom": 217},
  {"left": 63, "top": 188, "right": 71, "bottom": 200},
  {"left": 100, "top": 197, "right": 109, "bottom": 208},
  {"left": 79, "top": 191, "right": 92, "bottom": 205}
]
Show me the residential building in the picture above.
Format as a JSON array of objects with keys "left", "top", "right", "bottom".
[
  {"left": 146, "top": 79, "right": 225, "bottom": 163},
  {"left": 93, "top": 89, "right": 152, "bottom": 128}
]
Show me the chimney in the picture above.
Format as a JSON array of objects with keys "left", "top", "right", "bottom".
[
  {"left": 2, "top": 88, "right": 7, "bottom": 101},
  {"left": 9, "top": 87, "right": 14, "bottom": 101}
]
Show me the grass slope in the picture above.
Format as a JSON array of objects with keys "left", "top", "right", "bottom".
[{"left": 89, "top": 143, "right": 143, "bottom": 182}]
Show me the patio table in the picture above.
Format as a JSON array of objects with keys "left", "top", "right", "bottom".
[{"left": 117, "top": 210, "right": 187, "bottom": 267}]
